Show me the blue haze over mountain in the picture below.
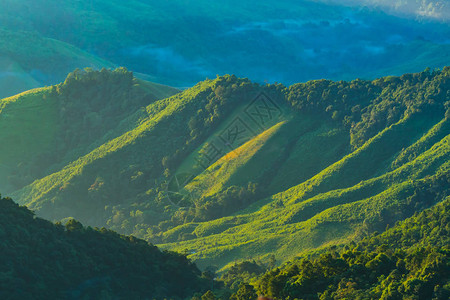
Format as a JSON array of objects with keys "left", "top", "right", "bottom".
[{"left": 0, "top": 0, "right": 449, "bottom": 91}]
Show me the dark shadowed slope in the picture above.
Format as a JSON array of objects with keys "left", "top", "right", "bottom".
[{"left": 0, "top": 195, "right": 207, "bottom": 299}]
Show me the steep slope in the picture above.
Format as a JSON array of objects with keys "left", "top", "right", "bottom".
[
  {"left": 0, "top": 195, "right": 207, "bottom": 299},
  {"left": 0, "top": 68, "right": 179, "bottom": 193},
  {"left": 8, "top": 67, "right": 450, "bottom": 270},
  {"left": 158, "top": 69, "right": 450, "bottom": 267},
  {"left": 253, "top": 196, "right": 450, "bottom": 299},
  {"left": 164, "top": 144, "right": 449, "bottom": 268},
  {"left": 12, "top": 75, "right": 272, "bottom": 226}
]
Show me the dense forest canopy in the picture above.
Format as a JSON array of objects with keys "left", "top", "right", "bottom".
[
  {"left": 0, "top": 195, "right": 208, "bottom": 299},
  {"left": 2, "top": 191, "right": 447, "bottom": 298}
]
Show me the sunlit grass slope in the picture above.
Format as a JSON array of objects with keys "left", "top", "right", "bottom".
[
  {"left": 161, "top": 114, "right": 449, "bottom": 268},
  {"left": 7, "top": 68, "right": 450, "bottom": 270},
  {"left": 187, "top": 121, "right": 287, "bottom": 199}
]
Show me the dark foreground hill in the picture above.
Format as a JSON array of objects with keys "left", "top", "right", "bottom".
[
  {"left": 2, "top": 67, "right": 449, "bottom": 270},
  {"left": 0, "top": 195, "right": 207, "bottom": 299}
]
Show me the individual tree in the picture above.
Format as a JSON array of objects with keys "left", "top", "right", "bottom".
[{"left": 230, "top": 283, "right": 258, "bottom": 300}]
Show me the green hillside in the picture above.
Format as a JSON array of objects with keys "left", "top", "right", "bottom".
[
  {"left": 256, "top": 196, "right": 450, "bottom": 299},
  {"left": 2, "top": 2, "right": 450, "bottom": 299},
  {"left": 0, "top": 68, "right": 179, "bottom": 193},
  {"left": 214, "top": 196, "right": 450, "bottom": 299},
  {"left": 0, "top": 195, "right": 207, "bottom": 299},
  {"left": 2, "top": 67, "right": 447, "bottom": 271},
  {"left": 0, "top": 28, "right": 114, "bottom": 98}
]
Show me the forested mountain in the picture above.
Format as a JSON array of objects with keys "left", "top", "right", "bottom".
[
  {"left": 214, "top": 196, "right": 450, "bottom": 299},
  {"left": 2, "top": 1, "right": 449, "bottom": 299},
  {"left": 0, "top": 195, "right": 207, "bottom": 299},
  {"left": 1, "top": 0, "right": 449, "bottom": 94},
  {"left": 2, "top": 67, "right": 448, "bottom": 271},
  {"left": 0, "top": 68, "right": 179, "bottom": 193}
]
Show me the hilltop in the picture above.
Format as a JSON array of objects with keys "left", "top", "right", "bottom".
[
  {"left": 0, "top": 68, "right": 179, "bottom": 193},
  {"left": 0, "top": 28, "right": 114, "bottom": 98}
]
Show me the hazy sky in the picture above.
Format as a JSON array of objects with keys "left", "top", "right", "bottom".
[{"left": 321, "top": 0, "right": 449, "bottom": 21}]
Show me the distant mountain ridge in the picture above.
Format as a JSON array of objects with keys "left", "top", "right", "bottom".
[
  {"left": 1, "top": 0, "right": 450, "bottom": 92},
  {"left": 1, "top": 67, "right": 448, "bottom": 270},
  {"left": 0, "top": 28, "right": 114, "bottom": 98},
  {"left": 326, "top": 0, "right": 450, "bottom": 21}
]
